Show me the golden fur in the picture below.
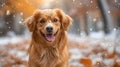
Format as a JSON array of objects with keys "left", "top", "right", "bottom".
[{"left": 24, "top": 8, "right": 72, "bottom": 67}]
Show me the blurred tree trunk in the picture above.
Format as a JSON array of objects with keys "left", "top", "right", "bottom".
[
  {"left": 68, "top": 18, "right": 80, "bottom": 36},
  {"left": 97, "top": 0, "right": 113, "bottom": 34},
  {"left": 80, "top": 14, "right": 89, "bottom": 35},
  {"left": 13, "top": 13, "right": 24, "bottom": 34},
  {"left": 4, "top": 13, "right": 14, "bottom": 33},
  {"left": 116, "top": 17, "right": 120, "bottom": 37}
]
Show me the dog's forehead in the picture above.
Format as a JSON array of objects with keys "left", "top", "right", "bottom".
[
  {"left": 40, "top": 9, "right": 57, "bottom": 16},
  {"left": 40, "top": 9, "right": 50, "bottom": 13}
]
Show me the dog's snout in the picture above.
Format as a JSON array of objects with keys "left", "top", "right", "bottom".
[{"left": 46, "top": 26, "right": 53, "bottom": 32}]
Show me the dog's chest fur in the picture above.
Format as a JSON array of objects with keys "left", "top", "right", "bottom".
[{"left": 39, "top": 47, "right": 60, "bottom": 67}]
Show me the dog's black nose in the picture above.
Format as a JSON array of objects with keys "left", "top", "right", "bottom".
[{"left": 46, "top": 26, "right": 53, "bottom": 32}]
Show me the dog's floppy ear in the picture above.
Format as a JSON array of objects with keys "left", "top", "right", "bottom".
[
  {"left": 62, "top": 15, "right": 72, "bottom": 31},
  {"left": 55, "top": 8, "right": 72, "bottom": 31},
  {"left": 23, "top": 10, "right": 40, "bottom": 32},
  {"left": 23, "top": 16, "right": 35, "bottom": 32}
]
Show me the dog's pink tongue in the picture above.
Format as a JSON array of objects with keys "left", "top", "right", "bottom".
[{"left": 45, "top": 35, "right": 55, "bottom": 42}]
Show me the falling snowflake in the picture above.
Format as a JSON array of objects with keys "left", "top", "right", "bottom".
[
  {"left": 86, "top": 11, "right": 88, "bottom": 14},
  {"left": 80, "top": 33, "right": 84, "bottom": 36},
  {"left": 6, "top": 10, "right": 10, "bottom": 15},
  {"left": 91, "top": 1, "right": 93, "bottom": 3},
  {"left": 108, "top": 10, "right": 111, "bottom": 14},
  {"left": 90, "top": 28, "right": 93, "bottom": 31},
  {"left": 80, "top": 32, "right": 86, "bottom": 36},
  {"left": 113, "top": 28, "right": 117, "bottom": 31},
  {"left": 6, "top": 22, "right": 9, "bottom": 25},
  {"left": 19, "top": 21, "right": 22, "bottom": 24},
  {"left": 20, "top": 12, "right": 23, "bottom": 16},
  {"left": 73, "top": 0, "right": 75, "bottom": 2},
  {"left": 115, "top": 0, "right": 117, "bottom": 3},
  {"left": 8, "top": 26, "right": 11, "bottom": 29},
  {"left": 93, "top": 18, "right": 97, "bottom": 22},
  {"left": 79, "top": 3, "right": 82, "bottom": 5}
]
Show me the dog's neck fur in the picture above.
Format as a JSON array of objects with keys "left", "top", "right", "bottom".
[{"left": 29, "top": 30, "right": 68, "bottom": 67}]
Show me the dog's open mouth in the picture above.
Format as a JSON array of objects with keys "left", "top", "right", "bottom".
[
  {"left": 45, "top": 33, "right": 55, "bottom": 42},
  {"left": 40, "top": 31, "right": 58, "bottom": 42}
]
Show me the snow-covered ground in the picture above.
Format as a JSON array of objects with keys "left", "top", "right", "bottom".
[{"left": 0, "top": 32, "right": 120, "bottom": 67}]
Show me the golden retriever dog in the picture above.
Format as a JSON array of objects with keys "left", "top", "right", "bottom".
[{"left": 24, "top": 8, "right": 72, "bottom": 67}]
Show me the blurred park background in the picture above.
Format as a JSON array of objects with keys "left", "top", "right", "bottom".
[{"left": 0, "top": 0, "right": 120, "bottom": 67}]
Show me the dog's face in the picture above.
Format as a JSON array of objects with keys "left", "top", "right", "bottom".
[{"left": 24, "top": 9, "right": 72, "bottom": 42}]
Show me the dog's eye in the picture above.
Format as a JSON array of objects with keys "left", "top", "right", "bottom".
[
  {"left": 53, "top": 18, "right": 58, "bottom": 22},
  {"left": 40, "top": 19, "right": 45, "bottom": 24}
]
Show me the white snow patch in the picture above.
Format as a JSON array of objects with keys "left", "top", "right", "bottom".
[
  {"left": 116, "top": 46, "right": 120, "bottom": 54},
  {"left": 89, "top": 31, "right": 105, "bottom": 39},
  {"left": 103, "top": 59, "right": 114, "bottom": 66},
  {"left": 0, "top": 37, "right": 23, "bottom": 45},
  {"left": 0, "top": 32, "right": 27, "bottom": 45},
  {"left": 69, "top": 48, "right": 82, "bottom": 61}
]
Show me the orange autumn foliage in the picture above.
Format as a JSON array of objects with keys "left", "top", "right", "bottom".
[
  {"left": 80, "top": 57, "right": 92, "bottom": 67},
  {"left": 2, "top": 0, "right": 42, "bottom": 17}
]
